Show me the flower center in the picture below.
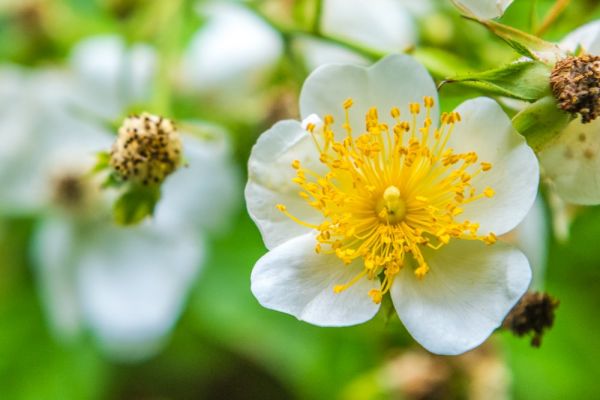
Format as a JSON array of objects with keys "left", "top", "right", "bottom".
[
  {"left": 277, "top": 97, "right": 496, "bottom": 303},
  {"left": 376, "top": 186, "right": 406, "bottom": 224}
]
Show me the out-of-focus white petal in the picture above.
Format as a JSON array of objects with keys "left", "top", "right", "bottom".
[
  {"left": 155, "top": 121, "right": 240, "bottom": 234},
  {"left": 321, "top": 0, "right": 417, "bottom": 53},
  {"left": 32, "top": 216, "right": 204, "bottom": 361},
  {"left": 76, "top": 222, "right": 203, "bottom": 361},
  {"left": 502, "top": 195, "right": 548, "bottom": 289},
  {"left": 182, "top": 2, "right": 283, "bottom": 91},
  {"left": 246, "top": 120, "right": 324, "bottom": 249},
  {"left": 391, "top": 240, "right": 531, "bottom": 355},
  {"left": 538, "top": 118, "right": 600, "bottom": 204},
  {"left": 31, "top": 216, "right": 83, "bottom": 340},
  {"left": 70, "top": 35, "right": 156, "bottom": 119},
  {"left": 559, "top": 20, "right": 600, "bottom": 55},
  {"left": 0, "top": 66, "right": 112, "bottom": 214},
  {"left": 294, "top": 37, "right": 369, "bottom": 72},
  {"left": 251, "top": 233, "right": 380, "bottom": 326},
  {"left": 447, "top": 98, "right": 539, "bottom": 235},
  {"left": 300, "top": 54, "right": 439, "bottom": 137},
  {"left": 452, "top": 0, "right": 514, "bottom": 19}
]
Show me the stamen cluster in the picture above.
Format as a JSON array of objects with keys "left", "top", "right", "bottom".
[
  {"left": 277, "top": 98, "right": 496, "bottom": 303},
  {"left": 110, "top": 113, "right": 182, "bottom": 185}
]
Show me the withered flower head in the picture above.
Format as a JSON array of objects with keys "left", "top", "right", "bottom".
[
  {"left": 503, "top": 291, "right": 559, "bottom": 347},
  {"left": 52, "top": 172, "right": 90, "bottom": 210},
  {"left": 110, "top": 112, "right": 182, "bottom": 186},
  {"left": 550, "top": 54, "right": 600, "bottom": 124}
]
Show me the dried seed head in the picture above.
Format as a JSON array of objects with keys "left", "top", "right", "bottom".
[
  {"left": 550, "top": 54, "right": 600, "bottom": 123},
  {"left": 503, "top": 291, "right": 559, "bottom": 347},
  {"left": 110, "top": 112, "right": 182, "bottom": 186}
]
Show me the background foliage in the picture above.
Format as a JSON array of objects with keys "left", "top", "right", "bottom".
[{"left": 1, "top": 0, "right": 600, "bottom": 399}]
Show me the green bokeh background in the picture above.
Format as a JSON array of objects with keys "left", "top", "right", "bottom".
[{"left": 1, "top": 0, "right": 600, "bottom": 399}]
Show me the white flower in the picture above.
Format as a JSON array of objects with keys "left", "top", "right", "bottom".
[
  {"left": 536, "top": 21, "right": 600, "bottom": 205},
  {"left": 69, "top": 35, "right": 157, "bottom": 120},
  {"left": 181, "top": 2, "right": 283, "bottom": 93},
  {"left": 0, "top": 36, "right": 239, "bottom": 360},
  {"left": 29, "top": 118, "right": 237, "bottom": 361},
  {"left": 0, "top": 66, "right": 110, "bottom": 214},
  {"left": 451, "top": 0, "right": 514, "bottom": 19},
  {"left": 246, "top": 55, "right": 538, "bottom": 355},
  {"left": 321, "top": 0, "right": 416, "bottom": 54}
]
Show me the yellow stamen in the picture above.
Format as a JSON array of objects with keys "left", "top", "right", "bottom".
[{"left": 281, "top": 97, "right": 496, "bottom": 303}]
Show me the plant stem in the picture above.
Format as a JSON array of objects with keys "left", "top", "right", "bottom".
[
  {"left": 244, "top": 1, "right": 384, "bottom": 62},
  {"left": 312, "top": 0, "right": 323, "bottom": 34},
  {"left": 535, "top": 0, "right": 572, "bottom": 36}
]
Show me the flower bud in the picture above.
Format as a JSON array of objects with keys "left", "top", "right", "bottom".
[
  {"left": 550, "top": 54, "right": 600, "bottom": 124},
  {"left": 110, "top": 113, "right": 182, "bottom": 185}
]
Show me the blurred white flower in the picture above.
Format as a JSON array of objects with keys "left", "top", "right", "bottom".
[
  {"left": 298, "top": 0, "right": 417, "bottom": 71},
  {"left": 451, "top": 0, "right": 514, "bottom": 19},
  {"left": 321, "top": 0, "right": 417, "bottom": 54},
  {"left": 0, "top": 35, "right": 239, "bottom": 361},
  {"left": 70, "top": 35, "right": 157, "bottom": 120},
  {"left": 246, "top": 55, "right": 537, "bottom": 355},
  {"left": 29, "top": 116, "right": 237, "bottom": 361},
  {"left": 0, "top": 66, "right": 110, "bottom": 213},
  {"left": 181, "top": 2, "right": 283, "bottom": 93}
]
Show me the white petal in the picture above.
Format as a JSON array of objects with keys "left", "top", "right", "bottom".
[
  {"left": 76, "top": 222, "right": 203, "bottom": 360},
  {"left": 31, "top": 216, "right": 83, "bottom": 340},
  {"left": 559, "top": 20, "right": 600, "bottom": 55},
  {"left": 452, "top": 0, "right": 514, "bottom": 19},
  {"left": 294, "top": 37, "right": 369, "bottom": 72},
  {"left": 246, "top": 120, "right": 324, "bottom": 249},
  {"left": 70, "top": 35, "right": 156, "bottom": 119},
  {"left": 155, "top": 122, "right": 240, "bottom": 234},
  {"left": 501, "top": 196, "right": 548, "bottom": 289},
  {"left": 322, "top": 0, "right": 417, "bottom": 54},
  {"left": 448, "top": 97, "right": 539, "bottom": 235},
  {"left": 538, "top": 118, "right": 600, "bottom": 204},
  {"left": 251, "top": 233, "right": 380, "bottom": 326},
  {"left": 300, "top": 54, "right": 439, "bottom": 138},
  {"left": 391, "top": 240, "right": 531, "bottom": 355},
  {"left": 182, "top": 2, "right": 283, "bottom": 91},
  {"left": 0, "top": 66, "right": 112, "bottom": 214}
]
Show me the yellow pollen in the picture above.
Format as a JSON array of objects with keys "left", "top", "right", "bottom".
[{"left": 279, "top": 97, "right": 496, "bottom": 303}]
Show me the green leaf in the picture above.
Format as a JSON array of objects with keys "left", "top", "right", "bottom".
[
  {"left": 113, "top": 185, "right": 161, "bottom": 226},
  {"left": 465, "top": 17, "right": 562, "bottom": 60},
  {"left": 442, "top": 61, "right": 552, "bottom": 101},
  {"left": 101, "top": 172, "right": 122, "bottom": 189},
  {"left": 512, "top": 95, "right": 574, "bottom": 152},
  {"left": 91, "top": 151, "right": 111, "bottom": 174}
]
